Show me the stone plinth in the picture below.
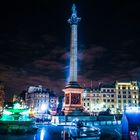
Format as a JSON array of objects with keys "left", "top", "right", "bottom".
[{"left": 63, "top": 84, "right": 84, "bottom": 115}]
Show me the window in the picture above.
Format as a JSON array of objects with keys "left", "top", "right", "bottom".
[
  {"left": 112, "top": 105, "right": 114, "bottom": 108},
  {"left": 103, "top": 94, "right": 106, "bottom": 97},
  {"left": 122, "top": 86, "right": 126, "bottom": 90},
  {"left": 111, "top": 95, "right": 114, "bottom": 97},
  {"left": 128, "top": 100, "right": 131, "bottom": 103},
  {"left": 87, "top": 103, "right": 89, "bottom": 106},
  {"left": 123, "top": 91, "right": 126, "bottom": 94},
  {"left": 107, "top": 89, "right": 110, "bottom": 92},
  {"left": 118, "top": 100, "right": 121, "bottom": 103},
  {"left": 103, "top": 99, "right": 106, "bottom": 102},
  {"left": 111, "top": 89, "right": 114, "bottom": 92},
  {"left": 123, "top": 95, "right": 126, "bottom": 98},
  {"left": 128, "top": 95, "right": 131, "bottom": 98},
  {"left": 107, "top": 94, "right": 110, "bottom": 97},
  {"left": 123, "top": 100, "right": 126, "bottom": 103},
  {"left": 103, "top": 89, "right": 106, "bottom": 92},
  {"left": 84, "top": 103, "right": 85, "bottom": 106},
  {"left": 118, "top": 95, "right": 121, "bottom": 98},
  {"left": 111, "top": 99, "right": 114, "bottom": 102},
  {"left": 107, "top": 99, "right": 110, "bottom": 102}
]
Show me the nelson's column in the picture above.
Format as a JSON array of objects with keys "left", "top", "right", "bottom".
[{"left": 63, "top": 4, "right": 84, "bottom": 115}]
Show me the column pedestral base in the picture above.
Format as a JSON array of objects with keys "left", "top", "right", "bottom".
[{"left": 63, "top": 81, "right": 84, "bottom": 116}]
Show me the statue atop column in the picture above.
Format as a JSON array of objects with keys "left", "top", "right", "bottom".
[{"left": 68, "top": 4, "right": 81, "bottom": 25}]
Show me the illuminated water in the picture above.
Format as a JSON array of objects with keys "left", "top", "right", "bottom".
[
  {"left": 0, "top": 125, "right": 64, "bottom": 140},
  {"left": 0, "top": 124, "right": 121, "bottom": 140}
]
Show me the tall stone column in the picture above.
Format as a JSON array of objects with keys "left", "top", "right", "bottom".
[
  {"left": 68, "top": 4, "right": 81, "bottom": 85},
  {"left": 69, "top": 24, "right": 78, "bottom": 82},
  {"left": 63, "top": 4, "right": 83, "bottom": 115}
]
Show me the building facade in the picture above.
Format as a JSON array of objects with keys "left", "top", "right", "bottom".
[
  {"left": 82, "top": 81, "right": 140, "bottom": 114},
  {"left": 100, "top": 85, "right": 116, "bottom": 114},
  {"left": 116, "top": 81, "right": 139, "bottom": 113},
  {"left": 26, "top": 85, "right": 58, "bottom": 115},
  {"left": 82, "top": 85, "right": 116, "bottom": 114},
  {"left": 82, "top": 88, "right": 102, "bottom": 114}
]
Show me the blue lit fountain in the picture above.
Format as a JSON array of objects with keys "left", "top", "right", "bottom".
[{"left": 0, "top": 102, "right": 38, "bottom": 134}]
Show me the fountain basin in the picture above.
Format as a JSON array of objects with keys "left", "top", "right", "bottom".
[{"left": 0, "top": 120, "right": 38, "bottom": 134}]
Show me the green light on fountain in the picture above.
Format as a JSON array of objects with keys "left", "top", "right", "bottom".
[{"left": 0, "top": 102, "right": 31, "bottom": 121}]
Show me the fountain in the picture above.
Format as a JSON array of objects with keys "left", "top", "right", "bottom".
[{"left": 0, "top": 102, "right": 38, "bottom": 134}]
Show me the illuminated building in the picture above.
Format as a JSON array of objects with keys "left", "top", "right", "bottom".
[
  {"left": 25, "top": 85, "right": 58, "bottom": 114},
  {"left": 83, "top": 85, "right": 116, "bottom": 114},
  {"left": 82, "top": 88, "right": 102, "bottom": 113},
  {"left": 49, "top": 93, "right": 58, "bottom": 115},
  {"left": 82, "top": 81, "right": 140, "bottom": 114},
  {"left": 63, "top": 4, "right": 83, "bottom": 115},
  {"left": 100, "top": 85, "right": 116, "bottom": 113},
  {"left": 116, "top": 81, "right": 139, "bottom": 113},
  {"left": 0, "top": 82, "right": 5, "bottom": 112}
]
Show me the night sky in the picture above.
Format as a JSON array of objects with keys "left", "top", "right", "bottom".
[{"left": 0, "top": 0, "right": 140, "bottom": 100}]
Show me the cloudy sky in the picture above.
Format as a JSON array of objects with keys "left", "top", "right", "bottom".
[{"left": 0, "top": 0, "right": 140, "bottom": 100}]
